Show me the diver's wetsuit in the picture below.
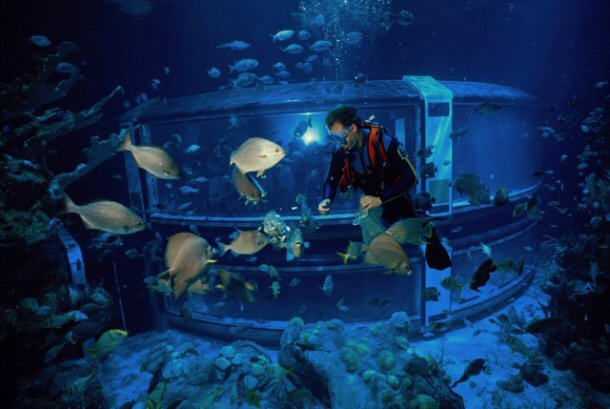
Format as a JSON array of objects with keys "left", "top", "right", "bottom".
[{"left": 322, "top": 127, "right": 452, "bottom": 270}]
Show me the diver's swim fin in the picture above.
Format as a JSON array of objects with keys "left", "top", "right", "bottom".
[{"left": 425, "top": 227, "right": 452, "bottom": 270}]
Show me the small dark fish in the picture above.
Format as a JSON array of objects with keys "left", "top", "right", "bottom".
[
  {"left": 475, "top": 102, "right": 502, "bottom": 115},
  {"left": 423, "top": 287, "right": 440, "bottom": 302},
  {"left": 515, "top": 258, "right": 525, "bottom": 276},
  {"left": 512, "top": 202, "right": 527, "bottom": 218},
  {"left": 366, "top": 297, "right": 391, "bottom": 309},
  {"left": 452, "top": 358, "right": 486, "bottom": 387},
  {"left": 526, "top": 192, "right": 538, "bottom": 211},
  {"left": 295, "top": 340, "right": 330, "bottom": 353},
  {"left": 420, "top": 162, "right": 437, "bottom": 178},
  {"left": 293, "top": 117, "right": 313, "bottom": 139},
  {"left": 469, "top": 259, "right": 496, "bottom": 292},
  {"left": 449, "top": 127, "right": 468, "bottom": 140},
  {"left": 493, "top": 187, "right": 509, "bottom": 206},
  {"left": 180, "top": 305, "right": 193, "bottom": 321},
  {"left": 441, "top": 275, "right": 464, "bottom": 293},
  {"left": 496, "top": 313, "right": 509, "bottom": 323},
  {"left": 430, "top": 320, "right": 451, "bottom": 332},
  {"left": 526, "top": 317, "right": 562, "bottom": 334},
  {"left": 416, "top": 145, "right": 435, "bottom": 158},
  {"left": 494, "top": 258, "right": 516, "bottom": 273},
  {"left": 414, "top": 192, "right": 435, "bottom": 212},
  {"left": 393, "top": 9, "right": 414, "bottom": 26},
  {"left": 353, "top": 72, "right": 367, "bottom": 86},
  {"left": 331, "top": 83, "right": 344, "bottom": 94}
]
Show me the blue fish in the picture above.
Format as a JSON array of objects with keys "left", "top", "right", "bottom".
[
  {"left": 217, "top": 40, "right": 251, "bottom": 51},
  {"left": 30, "top": 35, "right": 50, "bottom": 47},
  {"left": 54, "top": 62, "right": 78, "bottom": 74}
]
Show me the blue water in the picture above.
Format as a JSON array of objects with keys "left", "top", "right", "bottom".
[{"left": 1, "top": 1, "right": 609, "bottom": 408}]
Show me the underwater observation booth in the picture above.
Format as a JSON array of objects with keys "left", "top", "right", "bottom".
[{"left": 118, "top": 76, "right": 544, "bottom": 344}]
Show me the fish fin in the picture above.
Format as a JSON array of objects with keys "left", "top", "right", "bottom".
[
  {"left": 117, "top": 131, "right": 133, "bottom": 152},
  {"left": 286, "top": 251, "right": 294, "bottom": 261},
  {"left": 304, "top": 241, "right": 310, "bottom": 248},
  {"left": 230, "top": 250, "right": 239, "bottom": 257},
  {"left": 228, "top": 64, "right": 234, "bottom": 73},
  {"left": 257, "top": 170, "right": 266, "bottom": 177},
  {"left": 307, "top": 116, "right": 312, "bottom": 127},
  {"left": 80, "top": 216, "right": 97, "bottom": 230},
  {"left": 422, "top": 223, "right": 434, "bottom": 239},
  {"left": 59, "top": 194, "right": 78, "bottom": 216},
  {"left": 229, "top": 230, "right": 240, "bottom": 240},
  {"left": 85, "top": 346, "right": 97, "bottom": 359},
  {"left": 337, "top": 252, "right": 349, "bottom": 265},
  {"left": 217, "top": 242, "right": 228, "bottom": 257}
]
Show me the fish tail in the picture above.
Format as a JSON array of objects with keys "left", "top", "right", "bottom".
[
  {"left": 85, "top": 346, "right": 97, "bottom": 359},
  {"left": 59, "top": 194, "right": 79, "bottom": 216},
  {"left": 217, "top": 242, "right": 229, "bottom": 257},
  {"left": 228, "top": 64, "right": 234, "bottom": 73},
  {"left": 117, "top": 130, "right": 134, "bottom": 152},
  {"left": 337, "top": 252, "right": 350, "bottom": 265},
  {"left": 270, "top": 34, "right": 276, "bottom": 42}
]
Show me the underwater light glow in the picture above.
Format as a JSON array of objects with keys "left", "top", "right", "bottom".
[{"left": 303, "top": 129, "right": 319, "bottom": 144}]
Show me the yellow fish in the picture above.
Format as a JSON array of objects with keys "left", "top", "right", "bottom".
[
  {"left": 62, "top": 195, "right": 145, "bottom": 235},
  {"left": 232, "top": 166, "right": 266, "bottom": 203},
  {"left": 216, "top": 269, "right": 258, "bottom": 303},
  {"left": 162, "top": 232, "right": 216, "bottom": 298},
  {"left": 117, "top": 131, "right": 181, "bottom": 179},
  {"left": 385, "top": 217, "right": 433, "bottom": 245},
  {"left": 186, "top": 278, "right": 213, "bottom": 295},
  {"left": 86, "top": 329, "right": 128, "bottom": 359},
  {"left": 217, "top": 230, "right": 268, "bottom": 257},
  {"left": 362, "top": 233, "right": 411, "bottom": 275}
]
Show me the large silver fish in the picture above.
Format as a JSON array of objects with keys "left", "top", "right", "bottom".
[
  {"left": 62, "top": 196, "right": 145, "bottom": 235},
  {"left": 117, "top": 131, "right": 181, "bottom": 179},
  {"left": 230, "top": 137, "right": 285, "bottom": 176}
]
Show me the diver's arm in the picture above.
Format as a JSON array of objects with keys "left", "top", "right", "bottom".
[
  {"left": 322, "top": 151, "right": 343, "bottom": 202},
  {"left": 380, "top": 140, "right": 418, "bottom": 203}
]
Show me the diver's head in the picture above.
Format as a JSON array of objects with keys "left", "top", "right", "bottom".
[{"left": 326, "top": 105, "right": 362, "bottom": 150}]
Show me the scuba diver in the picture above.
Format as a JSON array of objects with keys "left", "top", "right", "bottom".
[{"left": 317, "top": 105, "right": 451, "bottom": 270}]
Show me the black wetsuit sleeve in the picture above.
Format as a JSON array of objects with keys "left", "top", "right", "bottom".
[
  {"left": 323, "top": 150, "right": 343, "bottom": 202},
  {"left": 380, "top": 140, "right": 417, "bottom": 203}
]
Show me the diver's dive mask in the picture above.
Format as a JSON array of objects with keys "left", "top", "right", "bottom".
[{"left": 327, "top": 128, "right": 349, "bottom": 143}]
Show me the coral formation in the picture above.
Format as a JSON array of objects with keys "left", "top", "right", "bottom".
[
  {"left": 538, "top": 111, "right": 610, "bottom": 393},
  {"left": 0, "top": 42, "right": 123, "bottom": 246},
  {"left": 0, "top": 41, "right": 124, "bottom": 407}
]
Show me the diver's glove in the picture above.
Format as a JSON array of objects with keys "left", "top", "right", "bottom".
[{"left": 318, "top": 199, "right": 332, "bottom": 215}]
